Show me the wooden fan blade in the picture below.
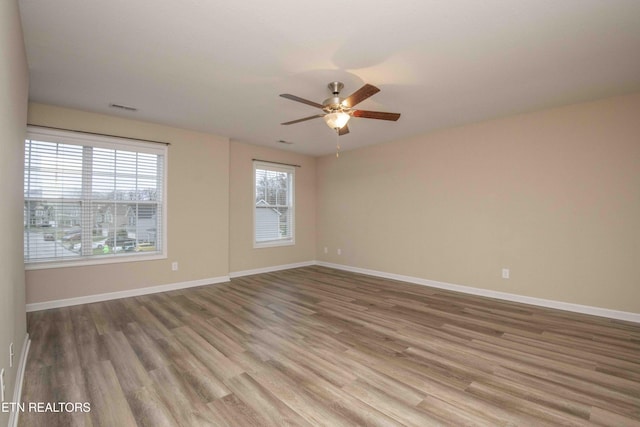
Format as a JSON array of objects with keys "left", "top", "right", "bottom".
[
  {"left": 343, "top": 84, "right": 380, "bottom": 108},
  {"left": 352, "top": 110, "right": 401, "bottom": 121},
  {"left": 338, "top": 124, "right": 350, "bottom": 136},
  {"left": 281, "top": 114, "right": 324, "bottom": 125},
  {"left": 279, "top": 94, "right": 324, "bottom": 109}
]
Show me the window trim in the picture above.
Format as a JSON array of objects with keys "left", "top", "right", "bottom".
[
  {"left": 253, "top": 161, "right": 295, "bottom": 249},
  {"left": 24, "top": 126, "right": 168, "bottom": 269}
]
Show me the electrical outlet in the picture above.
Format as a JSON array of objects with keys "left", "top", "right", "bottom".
[
  {"left": 324, "top": 247, "right": 328, "bottom": 254},
  {"left": 9, "top": 342, "right": 14, "bottom": 368},
  {"left": 171, "top": 262, "right": 178, "bottom": 271},
  {"left": 1, "top": 368, "right": 5, "bottom": 402},
  {"left": 502, "top": 268, "right": 510, "bottom": 279},
  {"left": 337, "top": 248, "right": 342, "bottom": 255}
]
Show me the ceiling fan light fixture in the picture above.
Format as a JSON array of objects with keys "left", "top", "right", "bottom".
[{"left": 324, "top": 111, "right": 350, "bottom": 130}]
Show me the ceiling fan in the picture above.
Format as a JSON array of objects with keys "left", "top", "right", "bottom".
[{"left": 280, "top": 82, "right": 400, "bottom": 136}]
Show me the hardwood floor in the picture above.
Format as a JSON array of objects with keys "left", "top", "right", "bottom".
[{"left": 20, "top": 266, "right": 640, "bottom": 426}]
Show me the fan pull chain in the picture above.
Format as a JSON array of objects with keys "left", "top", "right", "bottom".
[{"left": 335, "top": 128, "right": 340, "bottom": 158}]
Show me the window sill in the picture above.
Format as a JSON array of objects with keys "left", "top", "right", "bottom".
[
  {"left": 25, "top": 252, "right": 167, "bottom": 270},
  {"left": 253, "top": 240, "right": 295, "bottom": 249}
]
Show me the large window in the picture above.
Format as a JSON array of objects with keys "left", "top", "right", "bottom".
[
  {"left": 24, "top": 127, "right": 167, "bottom": 267},
  {"left": 253, "top": 161, "right": 295, "bottom": 248}
]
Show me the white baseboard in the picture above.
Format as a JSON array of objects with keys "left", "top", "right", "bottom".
[
  {"left": 229, "top": 261, "right": 316, "bottom": 279},
  {"left": 24, "top": 259, "right": 640, "bottom": 323},
  {"left": 26, "top": 260, "right": 316, "bottom": 312},
  {"left": 8, "top": 333, "right": 30, "bottom": 427},
  {"left": 316, "top": 261, "right": 640, "bottom": 324},
  {"left": 25, "top": 275, "right": 230, "bottom": 312}
]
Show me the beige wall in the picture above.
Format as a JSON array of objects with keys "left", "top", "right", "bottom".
[
  {"left": 229, "top": 141, "right": 316, "bottom": 273},
  {"left": 317, "top": 92, "right": 640, "bottom": 313},
  {"left": 18, "top": 87, "right": 640, "bottom": 316},
  {"left": 26, "top": 103, "right": 230, "bottom": 303},
  {"left": 0, "top": 0, "right": 28, "bottom": 422}
]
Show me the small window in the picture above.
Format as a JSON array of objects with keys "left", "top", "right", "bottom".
[
  {"left": 253, "top": 161, "right": 295, "bottom": 248},
  {"left": 24, "top": 126, "right": 167, "bottom": 267}
]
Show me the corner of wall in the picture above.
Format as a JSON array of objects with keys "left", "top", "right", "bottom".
[{"left": 1, "top": 0, "right": 29, "bottom": 425}]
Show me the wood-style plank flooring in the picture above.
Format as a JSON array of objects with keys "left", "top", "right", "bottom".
[{"left": 20, "top": 266, "right": 640, "bottom": 426}]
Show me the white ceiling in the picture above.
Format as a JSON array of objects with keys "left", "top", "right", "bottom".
[{"left": 18, "top": 0, "right": 640, "bottom": 156}]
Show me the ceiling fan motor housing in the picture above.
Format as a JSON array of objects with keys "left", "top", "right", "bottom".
[{"left": 323, "top": 81, "right": 347, "bottom": 113}]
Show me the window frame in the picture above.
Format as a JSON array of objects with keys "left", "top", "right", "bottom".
[
  {"left": 253, "top": 161, "right": 295, "bottom": 249},
  {"left": 24, "top": 126, "right": 168, "bottom": 270}
]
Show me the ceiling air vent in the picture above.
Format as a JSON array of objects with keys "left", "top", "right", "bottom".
[{"left": 109, "top": 103, "right": 138, "bottom": 112}]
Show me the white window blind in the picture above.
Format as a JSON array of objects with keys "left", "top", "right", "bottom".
[
  {"left": 253, "top": 161, "right": 295, "bottom": 247},
  {"left": 24, "top": 127, "right": 166, "bottom": 266}
]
